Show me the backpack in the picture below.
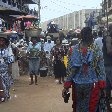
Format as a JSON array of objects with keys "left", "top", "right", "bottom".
[{"left": 105, "top": 36, "right": 112, "bottom": 56}]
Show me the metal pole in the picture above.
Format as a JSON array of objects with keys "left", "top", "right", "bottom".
[
  {"left": 20, "top": 0, "right": 23, "bottom": 11},
  {"left": 106, "top": 1, "right": 109, "bottom": 35},
  {"left": 38, "top": 0, "right": 41, "bottom": 26}
]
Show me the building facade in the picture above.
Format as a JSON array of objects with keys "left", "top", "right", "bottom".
[
  {"left": 0, "top": 0, "right": 38, "bottom": 16},
  {"left": 0, "top": 0, "right": 27, "bottom": 13},
  {"left": 41, "top": 9, "right": 100, "bottom": 31},
  {"left": 0, "top": 0, "right": 38, "bottom": 30},
  {"left": 101, "top": 0, "right": 112, "bottom": 24},
  {"left": 102, "top": 0, "right": 112, "bottom": 16}
]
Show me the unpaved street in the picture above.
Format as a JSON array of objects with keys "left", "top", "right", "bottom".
[{"left": 0, "top": 76, "right": 72, "bottom": 112}]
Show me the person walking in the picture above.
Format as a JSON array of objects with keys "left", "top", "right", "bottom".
[
  {"left": 94, "top": 31, "right": 103, "bottom": 51},
  {"left": 51, "top": 38, "right": 66, "bottom": 84},
  {"left": 0, "top": 33, "right": 14, "bottom": 102},
  {"left": 102, "top": 28, "right": 112, "bottom": 111},
  {"left": 44, "top": 36, "right": 54, "bottom": 76},
  {"left": 62, "top": 27, "right": 106, "bottom": 112},
  {"left": 27, "top": 37, "right": 41, "bottom": 85}
]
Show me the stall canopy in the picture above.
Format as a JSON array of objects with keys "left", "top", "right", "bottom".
[
  {"left": 17, "top": 15, "right": 38, "bottom": 20},
  {"left": 25, "top": 15, "right": 37, "bottom": 19}
]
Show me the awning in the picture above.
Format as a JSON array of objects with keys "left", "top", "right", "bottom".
[
  {"left": 16, "top": 15, "right": 38, "bottom": 21},
  {"left": 25, "top": 15, "right": 37, "bottom": 19}
]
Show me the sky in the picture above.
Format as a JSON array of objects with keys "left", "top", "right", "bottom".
[{"left": 29, "top": 0, "right": 102, "bottom": 22}]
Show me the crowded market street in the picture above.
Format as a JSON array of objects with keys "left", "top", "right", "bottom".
[
  {"left": 0, "top": 0, "right": 112, "bottom": 112},
  {"left": 0, "top": 76, "right": 72, "bottom": 112}
]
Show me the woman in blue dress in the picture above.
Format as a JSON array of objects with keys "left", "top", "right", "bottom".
[
  {"left": 62, "top": 27, "right": 106, "bottom": 112},
  {"left": 0, "top": 33, "right": 14, "bottom": 102}
]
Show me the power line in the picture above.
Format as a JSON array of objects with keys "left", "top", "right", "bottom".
[
  {"left": 40, "top": 0, "right": 101, "bottom": 21},
  {"left": 51, "top": 0, "right": 97, "bottom": 8}
]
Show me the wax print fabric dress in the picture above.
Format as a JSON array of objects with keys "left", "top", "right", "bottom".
[
  {"left": 27, "top": 42, "right": 41, "bottom": 75},
  {"left": 64, "top": 44, "right": 106, "bottom": 112},
  {"left": 51, "top": 45, "right": 66, "bottom": 78},
  {"left": 0, "top": 47, "right": 14, "bottom": 99}
]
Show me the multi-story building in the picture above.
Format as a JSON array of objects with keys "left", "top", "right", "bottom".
[
  {"left": 102, "top": 0, "right": 112, "bottom": 15},
  {"left": 41, "top": 9, "right": 100, "bottom": 31},
  {"left": 0, "top": 0, "right": 38, "bottom": 30},
  {"left": 0, "top": 0, "right": 38, "bottom": 15},
  {"left": 102, "top": 0, "right": 112, "bottom": 23},
  {"left": 0, "top": 0, "right": 26, "bottom": 14}
]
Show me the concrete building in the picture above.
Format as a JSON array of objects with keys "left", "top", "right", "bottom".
[
  {"left": 102, "top": 0, "right": 112, "bottom": 16},
  {"left": 102, "top": 0, "right": 112, "bottom": 23},
  {"left": 41, "top": 9, "right": 100, "bottom": 31}
]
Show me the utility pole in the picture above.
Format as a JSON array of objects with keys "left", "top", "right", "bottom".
[
  {"left": 105, "top": 0, "right": 109, "bottom": 35},
  {"left": 38, "top": 0, "right": 41, "bottom": 26}
]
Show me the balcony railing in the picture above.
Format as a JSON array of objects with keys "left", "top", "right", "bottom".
[
  {"left": 0, "top": 1, "right": 32, "bottom": 14},
  {"left": 0, "top": 0, "right": 38, "bottom": 16},
  {"left": 0, "top": 0, "right": 21, "bottom": 11}
]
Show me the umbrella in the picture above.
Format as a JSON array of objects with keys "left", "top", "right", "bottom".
[
  {"left": 24, "top": 15, "right": 37, "bottom": 19},
  {"left": 17, "top": 15, "right": 25, "bottom": 19},
  {"left": 17, "top": 15, "right": 37, "bottom": 20}
]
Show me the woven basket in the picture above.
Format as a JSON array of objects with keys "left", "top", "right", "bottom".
[
  {"left": 48, "top": 33, "right": 59, "bottom": 38},
  {"left": 25, "top": 28, "right": 42, "bottom": 37}
]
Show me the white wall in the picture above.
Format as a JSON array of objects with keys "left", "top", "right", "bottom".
[{"left": 41, "top": 9, "right": 100, "bottom": 31}]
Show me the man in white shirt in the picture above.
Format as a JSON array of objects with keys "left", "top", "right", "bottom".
[
  {"left": 44, "top": 36, "right": 54, "bottom": 76},
  {"left": 94, "top": 31, "right": 103, "bottom": 51},
  {"left": 44, "top": 36, "right": 54, "bottom": 56}
]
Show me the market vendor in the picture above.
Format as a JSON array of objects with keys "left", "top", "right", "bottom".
[{"left": 27, "top": 37, "right": 41, "bottom": 85}]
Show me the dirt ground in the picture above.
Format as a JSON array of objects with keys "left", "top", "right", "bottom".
[{"left": 0, "top": 76, "right": 73, "bottom": 112}]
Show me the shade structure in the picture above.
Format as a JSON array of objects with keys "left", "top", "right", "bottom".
[
  {"left": 17, "top": 15, "right": 26, "bottom": 19},
  {"left": 24, "top": 15, "right": 37, "bottom": 19},
  {"left": 17, "top": 15, "right": 37, "bottom": 20}
]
